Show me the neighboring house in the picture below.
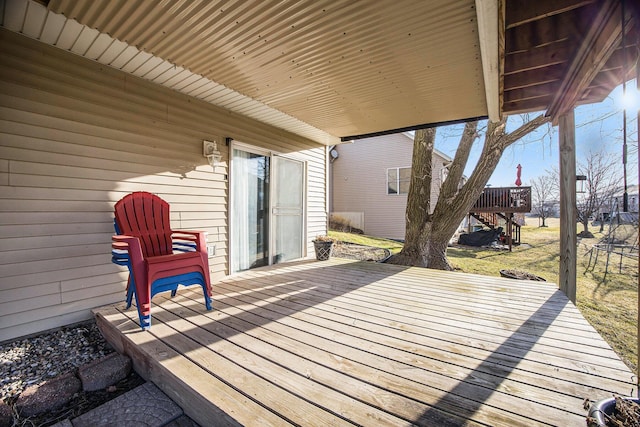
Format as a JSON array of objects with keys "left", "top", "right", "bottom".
[
  {"left": 612, "top": 185, "right": 639, "bottom": 213},
  {"left": 331, "top": 133, "right": 452, "bottom": 240},
  {"left": 0, "top": 26, "right": 328, "bottom": 341}
]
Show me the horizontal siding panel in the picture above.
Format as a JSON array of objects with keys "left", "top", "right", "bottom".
[
  {"left": 0, "top": 310, "right": 92, "bottom": 343},
  {"left": 0, "top": 199, "right": 114, "bottom": 212},
  {"left": 62, "top": 272, "right": 126, "bottom": 293},
  {"left": 62, "top": 282, "right": 124, "bottom": 304},
  {"left": 0, "top": 29, "right": 326, "bottom": 341},
  {"left": 5, "top": 174, "right": 227, "bottom": 198},
  {"left": 0, "top": 121, "right": 214, "bottom": 179},
  {"left": 0, "top": 242, "right": 107, "bottom": 265},
  {"left": 0, "top": 282, "right": 60, "bottom": 304},
  {"left": 179, "top": 211, "right": 227, "bottom": 221},
  {"left": 0, "top": 263, "right": 121, "bottom": 292},
  {"left": 0, "top": 53, "right": 171, "bottom": 123},
  {"left": 0, "top": 293, "right": 62, "bottom": 316},
  {"left": 8, "top": 160, "right": 227, "bottom": 190},
  {"left": 176, "top": 219, "right": 224, "bottom": 230},
  {"left": 0, "top": 233, "right": 111, "bottom": 251},
  {"left": 0, "top": 254, "right": 110, "bottom": 279},
  {"left": 0, "top": 223, "right": 113, "bottom": 239},
  {"left": 0, "top": 55, "right": 323, "bottom": 152},
  {"left": 0, "top": 292, "right": 121, "bottom": 341},
  {"left": 0, "top": 211, "right": 110, "bottom": 225},
  {"left": 0, "top": 107, "right": 207, "bottom": 158}
]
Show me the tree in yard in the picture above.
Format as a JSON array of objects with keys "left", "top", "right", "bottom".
[
  {"left": 530, "top": 170, "right": 558, "bottom": 227},
  {"left": 576, "top": 150, "right": 621, "bottom": 238},
  {"left": 387, "top": 115, "right": 551, "bottom": 270}
]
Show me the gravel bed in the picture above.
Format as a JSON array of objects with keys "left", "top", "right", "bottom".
[{"left": 1, "top": 320, "right": 114, "bottom": 401}]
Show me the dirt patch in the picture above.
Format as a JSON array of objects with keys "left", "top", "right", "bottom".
[
  {"left": 499, "top": 269, "right": 546, "bottom": 281},
  {"left": 332, "top": 242, "right": 391, "bottom": 262}
]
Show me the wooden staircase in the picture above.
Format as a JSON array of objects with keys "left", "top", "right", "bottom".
[{"left": 469, "top": 187, "right": 531, "bottom": 251}]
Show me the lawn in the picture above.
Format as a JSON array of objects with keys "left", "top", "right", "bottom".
[{"left": 329, "top": 219, "right": 639, "bottom": 373}]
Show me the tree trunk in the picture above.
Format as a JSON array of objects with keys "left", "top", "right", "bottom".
[
  {"left": 388, "top": 211, "right": 461, "bottom": 270},
  {"left": 578, "top": 219, "right": 594, "bottom": 237},
  {"left": 389, "top": 115, "right": 551, "bottom": 270}
]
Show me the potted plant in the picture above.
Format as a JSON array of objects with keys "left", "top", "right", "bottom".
[
  {"left": 312, "top": 235, "right": 334, "bottom": 261},
  {"left": 587, "top": 396, "right": 640, "bottom": 426}
]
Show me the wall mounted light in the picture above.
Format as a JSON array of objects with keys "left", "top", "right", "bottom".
[
  {"left": 576, "top": 175, "right": 587, "bottom": 193},
  {"left": 203, "top": 140, "right": 222, "bottom": 168}
]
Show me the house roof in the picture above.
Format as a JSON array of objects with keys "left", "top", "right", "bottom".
[
  {"left": 3, "top": 0, "right": 638, "bottom": 144},
  {"left": 401, "top": 132, "right": 453, "bottom": 162}
]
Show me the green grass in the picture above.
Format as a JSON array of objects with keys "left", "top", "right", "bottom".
[{"left": 330, "top": 220, "right": 639, "bottom": 373}]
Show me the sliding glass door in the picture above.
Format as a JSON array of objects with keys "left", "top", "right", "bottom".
[
  {"left": 272, "top": 156, "right": 305, "bottom": 264},
  {"left": 231, "top": 145, "right": 305, "bottom": 273}
]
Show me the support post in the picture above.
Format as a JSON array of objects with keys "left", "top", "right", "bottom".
[
  {"left": 636, "top": 56, "right": 640, "bottom": 397},
  {"left": 559, "top": 110, "right": 577, "bottom": 303}
]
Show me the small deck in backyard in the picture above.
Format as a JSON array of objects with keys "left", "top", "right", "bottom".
[{"left": 94, "top": 258, "right": 635, "bottom": 426}]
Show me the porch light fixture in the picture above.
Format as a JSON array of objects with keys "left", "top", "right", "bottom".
[
  {"left": 576, "top": 175, "right": 587, "bottom": 193},
  {"left": 203, "top": 140, "right": 222, "bottom": 168}
]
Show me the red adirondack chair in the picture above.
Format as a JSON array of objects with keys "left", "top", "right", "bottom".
[{"left": 111, "top": 192, "right": 212, "bottom": 329}]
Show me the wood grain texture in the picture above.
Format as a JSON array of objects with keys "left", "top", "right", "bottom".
[
  {"left": 94, "top": 259, "right": 635, "bottom": 427},
  {"left": 558, "top": 111, "right": 577, "bottom": 303}
]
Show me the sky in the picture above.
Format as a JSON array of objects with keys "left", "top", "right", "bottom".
[{"left": 433, "top": 80, "right": 640, "bottom": 188}]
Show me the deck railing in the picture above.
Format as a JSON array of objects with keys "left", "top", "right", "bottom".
[{"left": 471, "top": 186, "right": 532, "bottom": 213}]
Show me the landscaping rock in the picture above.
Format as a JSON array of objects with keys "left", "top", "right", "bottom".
[
  {"left": 0, "top": 399, "right": 12, "bottom": 427},
  {"left": 15, "top": 372, "right": 80, "bottom": 417},
  {"left": 78, "top": 352, "right": 131, "bottom": 392}
]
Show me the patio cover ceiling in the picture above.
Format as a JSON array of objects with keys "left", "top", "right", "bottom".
[{"left": 3, "top": 0, "right": 639, "bottom": 144}]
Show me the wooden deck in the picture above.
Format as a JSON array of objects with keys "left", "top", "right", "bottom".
[{"left": 94, "top": 258, "right": 635, "bottom": 426}]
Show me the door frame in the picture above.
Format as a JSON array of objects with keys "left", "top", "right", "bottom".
[{"left": 228, "top": 140, "right": 307, "bottom": 274}]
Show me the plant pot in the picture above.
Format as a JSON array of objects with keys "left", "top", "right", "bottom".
[
  {"left": 588, "top": 397, "right": 640, "bottom": 426},
  {"left": 313, "top": 240, "right": 334, "bottom": 261}
]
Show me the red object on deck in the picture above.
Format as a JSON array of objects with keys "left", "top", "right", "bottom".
[
  {"left": 515, "top": 164, "right": 522, "bottom": 187},
  {"left": 112, "top": 192, "right": 212, "bottom": 329}
]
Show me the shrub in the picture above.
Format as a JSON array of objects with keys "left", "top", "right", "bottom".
[{"left": 329, "top": 215, "right": 364, "bottom": 234}]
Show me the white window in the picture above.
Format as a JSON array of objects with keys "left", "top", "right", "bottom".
[{"left": 387, "top": 167, "right": 411, "bottom": 195}]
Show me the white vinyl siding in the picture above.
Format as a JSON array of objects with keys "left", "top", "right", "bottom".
[
  {"left": 0, "top": 29, "right": 327, "bottom": 341},
  {"left": 331, "top": 134, "right": 448, "bottom": 240}
]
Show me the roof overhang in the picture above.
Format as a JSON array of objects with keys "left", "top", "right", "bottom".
[
  {"left": 2, "top": 0, "right": 490, "bottom": 145},
  {"left": 502, "top": 0, "right": 639, "bottom": 123},
  {"left": 1, "top": 0, "right": 637, "bottom": 144}
]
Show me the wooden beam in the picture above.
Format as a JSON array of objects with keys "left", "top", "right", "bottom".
[
  {"left": 476, "top": 0, "right": 501, "bottom": 122},
  {"left": 504, "top": 81, "right": 560, "bottom": 103},
  {"left": 505, "top": 12, "right": 580, "bottom": 53},
  {"left": 637, "top": 50, "right": 639, "bottom": 400},
  {"left": 558, "top": 110, "right": 576, "bottom": 303},
  {"left": 503, "top": 95, "right": 553, "bottom": 115},
  {"left": 505, "top": 40, "right": 571, "bottom": 74},
  {"left": 506, "top": 0, "right": 595, "bottom": 29},
  {"left": 498, "top": 0, "right": 506, "bottom": 122},
  {"left": 504, "top": 63, "right": 564, "bottom": 91},
  {"left": 547, "top": 0, "right": 622, "bottom": 122},
  {"left": 597, "top": 43, "right": 640, "bottom": 73}
]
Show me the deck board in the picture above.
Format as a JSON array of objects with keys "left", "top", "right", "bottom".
[{"left": 94, "top": 258, "right": 635, "bottom": 426}]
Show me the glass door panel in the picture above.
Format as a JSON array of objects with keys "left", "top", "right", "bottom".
[
  {"left": 272, "top": 156, "right": 304, "bottom": 263},
  {"left": 231, "top": 148, "right": 270, "bottom": 273}
]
